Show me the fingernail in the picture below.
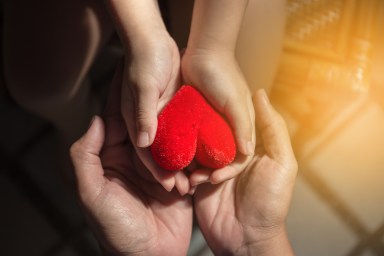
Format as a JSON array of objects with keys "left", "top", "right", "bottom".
[{"left": 137, "top": 131, "right": 149, "bottom": 147}]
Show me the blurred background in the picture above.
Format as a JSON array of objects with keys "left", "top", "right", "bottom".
[
  {"left": 1, "top": 0, "right": 384, "bottom": 255},
  {"left": 272, "top": 0, "right": 384, "bottom": 255}
]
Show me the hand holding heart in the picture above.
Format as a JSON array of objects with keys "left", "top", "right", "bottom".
[
  {"left": 70, "top": 72, "right": 297, "bottom": 255},
  {"left": 193, "top": 90, "right": 297, "bottom": 255},
  {"left": 181, "top": 50, "right": 256, "bottom": 186},
  {"left": 70, "top": 66, "right": 193, "bottom": 255}
]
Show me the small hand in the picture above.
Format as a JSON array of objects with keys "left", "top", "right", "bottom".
[
  {"left": 193, "top": 90, "right": 297, "bottom": 255},
  {"left": 122, "top": 32, "right": 180, "bottom": 148},
  {"left": 181, "top": 49, "right": 255, "bottom": 184},
  {"left": 121, "top": 35, "right": 192, "bottom": 194},
  {"left": 70, "top": 67, "right": 193, "bottom": 255}
]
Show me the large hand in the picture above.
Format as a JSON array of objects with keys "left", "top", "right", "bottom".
[
  {"left": 193, "top": 90, "right": 297, "bottom": 255},
  {"left": 70, "top": 67, "right": 193, "bottom": 255}
]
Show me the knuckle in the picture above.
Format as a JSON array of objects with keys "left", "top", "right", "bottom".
[{"left": 135, "top": 109, "right": 155, "bottom": 129}]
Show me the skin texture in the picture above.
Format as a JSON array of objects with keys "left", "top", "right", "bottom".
[
  {"left": 70, "top": 66, "right": 193, "bottom": 255},
  {"left": 182, "top": 0, "right": 255, "bottom": 162},
  {"left": 70, "top": 65, "right": 297, "bottom": 256},
  {"left": 4, "top": 0, "right": 285, "bottom": 193},
  {"left": 193, "top": 90, "right": 297, "bottom": 255},
  {"left": 105, "top": 0, "right": 257, "bottom": 192},
  {"left": 105, "top": 0, "right": 187, "bottom": 193}
]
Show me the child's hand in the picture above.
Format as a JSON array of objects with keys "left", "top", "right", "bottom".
[
  {"left": 121, "top": 33, "right": 180, "bottom": 148},
  {"left": 106, "top": 0, "right": 191, "bottom": 194},
  {"left": 181, "top": 0, "right": 255, "bottom": 185},
  {"left": 120, "top": 34, "right": 194, "bottom": 194},
  {"left": 181, "top": 49, "right": 255, "bottom": 185}
]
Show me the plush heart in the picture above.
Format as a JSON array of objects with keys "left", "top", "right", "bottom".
[{"left": 151, "top": 85, "right": 236, "bottom": 171}]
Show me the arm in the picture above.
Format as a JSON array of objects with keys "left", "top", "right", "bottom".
[
  {"left": 105, "top": 0, "right": 166, "bottom": 50},
  {"left": 105, "top": 0, "right": 172, "bottom": 147},
  {"left": 242, "top": 229, "right": 294, "bottom": 256},
  {"left": 105, "top": 0, "right": 189, "bottom": 193},
  {"left": 187, "top": 0, "right": 249, "bottom": 53},
  {"left": 182, "top": 0, "right": 255, "bottom": 183}
]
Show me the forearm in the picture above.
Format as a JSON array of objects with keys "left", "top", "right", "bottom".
[
  {"left": 105, "top": 0, "right": 167, "bottom": 50},
  {"left": 187, "top": 0, "right": 249, "bottom": 53}
]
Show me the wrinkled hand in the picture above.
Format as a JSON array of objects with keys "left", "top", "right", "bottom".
[
  {"left": 181, "top": 49, "right": 255, "bottom": 184},
  {"left": 193, "top": 90, "right": 297, "bottom": 255},
  {"left": 121, "top": 32, "right": 193, "bottom": 193},
  {"left": 70, "top": 66, "right": 193, "bottom": 255}
]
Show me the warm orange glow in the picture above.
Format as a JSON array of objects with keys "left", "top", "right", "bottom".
[{"left": 269, "top": 1, "right": 384, "bottom": 254}]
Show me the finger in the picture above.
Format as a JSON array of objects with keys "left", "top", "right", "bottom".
[
  {"left": 189, "top": 168, "right": 212, "bottom": 187},
  {"left": 209, "top": 154, "right": 252, "bottom": 184},
  {"left": 131, "top": 82, "right": 159, "bottom": 148},
  {"left": 174, "top": 171, "right": 191, "bottom": 196},
  {"left": 253, "top": 89, "right": 296, "bottom": 168},
  {"left": 122, "top": 92, "right": 176, "bottom": 192},
  {"left": 70, "top": 116, "right": 106, "bottom": 202},
  {"left": 134, "top": 146, "right": 176, "bottom": 192},
  {"left": 188, "top": 186, "right": 197, "bottom": 195},
  {"left": 247, "top": 92, "right": 256, "bottom": 146},
  {"left": 224, "top": 93, "right": 255, "bottom": 156}
]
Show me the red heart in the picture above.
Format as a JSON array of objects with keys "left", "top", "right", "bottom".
[{"left": 151, "top": 85, "right": 236, "bottom": 171}]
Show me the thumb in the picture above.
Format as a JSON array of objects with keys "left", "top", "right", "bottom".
[
  {"left": 253, "top": 90, "right": 296, "bottom": 169},
  {"left": 70, "top": 116, "right": 106, "bottom": 201},
  {"left": 131, "top": 85, "right": 159, "bottom": 148}
]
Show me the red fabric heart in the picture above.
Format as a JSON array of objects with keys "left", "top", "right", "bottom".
[{"left": 151, "top": 85, "right": 236, "bottom": 171}]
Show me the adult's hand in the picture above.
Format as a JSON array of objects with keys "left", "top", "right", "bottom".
[
  {"left": 70, "top": 66, "right": 193, "bottom": 255},
  {"left": 193, "top": 90, "right": 297, "bottom": 255}
]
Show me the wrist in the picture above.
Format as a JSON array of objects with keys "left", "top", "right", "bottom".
[
  {"left": 236, "top": 226, "right": 294, "bottom": 256},
  {"left": 127, "top": 29, "right": 172, "bottom": 55},
  {"left": 183, "top": 47, "right": 237, "bottom": 71},
  {"left": 182, "top": 47, "right": 238, "bottom": 76},
  {"left": 184, "top": 44, "right": 236, "bottom": 59},
  {"left": 106, "top": 0, "right": 167, "bottom": 49},
  {"left": 187, "top": 0, "right": 248, "bottom": 54}
]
